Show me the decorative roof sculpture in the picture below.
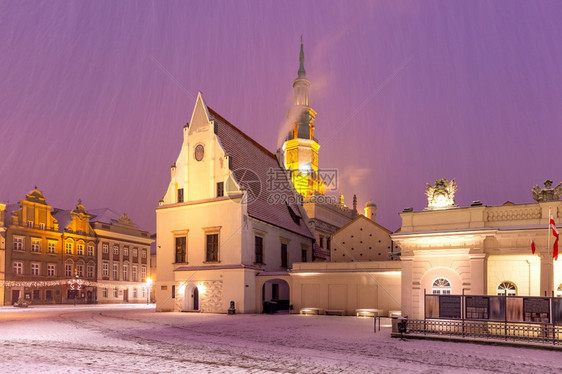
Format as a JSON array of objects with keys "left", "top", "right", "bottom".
[
  {"left": 532, "top": 180, "right": 562, "bottom": 202},
  {"left": 425, "top": 178, "right": 457, "bottom": 210}
]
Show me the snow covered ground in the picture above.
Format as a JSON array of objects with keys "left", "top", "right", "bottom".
[{"left": 0, "top": 305, "right": 560, "bottom": 373}]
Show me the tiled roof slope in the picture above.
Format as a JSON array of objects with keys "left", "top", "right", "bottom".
[{"left": 208, "top": 107, "right": 313, "bottom": 239}]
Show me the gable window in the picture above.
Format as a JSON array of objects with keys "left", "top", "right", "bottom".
[
  {"left": 217, "top": 182, "right": 224, "bottom": 197},
  {"left": 177, "top": 188, "right": 184, "bottom": 203},
  {"left": 254, "top": 236, "right": 264, "bottom": 264},
  {"left": 281, "top": 243, "right": 288, "bottom": 268},
  {"left": 497, "top": 281, "right": 517, "bottom": 296},
  {"left": 175, "top": 237, "right": 187, "bottom": 263},
  {"left": 206, "top": 234, "right": 219, "bottom": 262},
  {"left": 31, "top": 239, "right": 41, "bottom": 252},
  {"left": 432, "top": 278, "right": 452, "bottom": 294},
  {"left": 13, "top": 262, "right": 23, "bottom": 275}
]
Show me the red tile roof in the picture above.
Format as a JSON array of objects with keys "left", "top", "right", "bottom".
[{"left": 208, "top": 107, "right": 313, "bottom": 239}]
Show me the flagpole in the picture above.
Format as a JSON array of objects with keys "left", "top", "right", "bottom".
[{"left": 548, "top": 207, "right": 551, "bottom": 296}]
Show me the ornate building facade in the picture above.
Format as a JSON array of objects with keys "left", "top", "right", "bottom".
[{"left": 392, "top": 179, "right": 562, "bottom": 319}]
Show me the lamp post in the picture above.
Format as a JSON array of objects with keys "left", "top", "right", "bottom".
[{"left": 145, "top": 278, "right": 153, "bottom": 305}]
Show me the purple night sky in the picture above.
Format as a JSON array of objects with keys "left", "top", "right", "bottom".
[{"left": 1, "top": 1, "right": 561, "bottom": 233}]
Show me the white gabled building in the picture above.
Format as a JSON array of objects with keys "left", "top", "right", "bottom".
[{"left": 156, "top": 93, "right": 314, "bottom": 313}]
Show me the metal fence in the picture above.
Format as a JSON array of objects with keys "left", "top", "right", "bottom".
[{"left": 405, "top": 319, "right": 562, "bottom": 345}]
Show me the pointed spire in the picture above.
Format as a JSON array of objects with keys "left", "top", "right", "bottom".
[{"left": 298, "top": 35, "right": 306, "bottom": 78}]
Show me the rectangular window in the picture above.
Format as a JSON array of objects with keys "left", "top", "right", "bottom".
[
  {"left": 39, "top": 223, "right": 45, "bottom": 230},
  {"left": 113, "top": 245, "right": 119, "bottom": 255},
  {"left": 175, "top": 237, "right": 187, "bottom": 263},
  {"left": 77, "top": 244, "right": 84, "bottom": 256},
  {"left": 65, "top": 263, "right": 73, "bottom": 277},
  {"left": 13, "top": 262, "right": 23, "bottom": 275},
  {"left": 254, "top": 236, "right": 264, "bottom": 264},
  {"left": 132, "top": 266, "right": 138, "bottom": 282},
  {"left": 142, "top": 288, "right": 146, "bottom": 298},
  {"left": 177, "top": 188, "right": 184, "bottom": 203},
  {"left": 33, "top": 289, "right": 40, "bottom": 299},
  {"left": 113, "top": 288, "right": 118, "bottom": 298},
  {"left": 327, "top": 237, "right": 331, "bottom": 250},
  {"left": 216, "top": 182, "right": 224, "bottom": 197},
  {"left": 206, "top": 234, "right": 219, "bottom": 262},
  {"left": 87, "top": 245, "right": 94, "bottom": 257},
  {"left": 281, "top": 243, "right": 288, "bottom": 268},
  {"left": 31, "top": 263, "right": 40, "bottom": 275},
  {"left": 103, "top": 288, "right": 108, "bottom": 298},
  {"left": 133, "top": 288, "right": 138, "bottom": 298},
  {"left": 123, "top": 264, "right": 128, "bottom": 281},
  {"left": 46, "top": 290, "right": 53, "bottom": 299},
  {"left": 87, "top": 265, "right": 94, "bottom": 278},
  {"left": 301, "top": 247, "right": 307, "bottom": 262},
  {"left": 113, "top": 264, "right": 119, "bottom": 280},
  {"left": 103, "top": 243, "right": 109, "bottom": 253},
  {"left": 319, "top": 236, "right": 324, "bottom": 248},
  {"left": 102, "top": 262, "right": 109, "bottom": 276},
  {"left": 47, "top": 264, "right": 56, "bottom": 276},
  {"left": 141, "top": 249, "right": 147, "bottom": 258},
  {"left": 65, "top": 242, "right": 72, "bottom": 254},
  {"left": 141, "top": 266, "right": 147, "bottom": 280},
  {"left": 13, "top": 237, "right": 24, "bottom": 251},
  {"left": 48, "top": 241, "right": 56, "bottom": 254},
  {"left": 172, "top": 285, "right": 175, "bottom": 299},
  {"left": 123, "top": 247, "right": 129, "bottom": 256},
  {"left": 76, "top": 264, "right": 84, "bottom": 277},
  {"left": 27, "top": 221, "right": 34, "bottom": 228},
  {"left": 31, "top": 239, "right": 41, "bottom": 252},
  {"left": 132, "top": 248, "right": 138, "bottom": 257}
]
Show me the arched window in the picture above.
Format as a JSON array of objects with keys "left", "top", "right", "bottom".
[
  {"left": 432, "top": 277, "right": 451, "bottom": 294},
  {"left": 556, "top": 284, "right": 562, "bottom": 297},
  {"left": 497, "top": 281, "right": 517, "bottom": 296}
]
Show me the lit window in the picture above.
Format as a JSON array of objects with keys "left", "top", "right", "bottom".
[
  {"left": 497, "top": 281, "right": 517, "bottom": 296},
  {"left": 65, "top": 242, "right": 73, "bottom": 254},
  {"left": 31, "top": 239, "right": 41, "bottom": 252},
  {"left": 27, "top": 221, "right": 34, "bottom": 228},
  {"left": 48, "top": 241, "right": 56, "bottom": 254},
  {"left": 47, "top": 264, "right": 56, "bottom": 277},
  {"left": 39, "top": 223, "right": 45, "bottom": 230},
  {"left": 432, "top": 278, "right": 452, "bottom": 294},
  {"left": 175, "top": 237, "right": 187, "bottom": 263},
  {"left": 13, "top": 262, "right": 23, "bottom": 275},
  {"left": 31, "top": 263, "right": 40, "bottom": 276}
]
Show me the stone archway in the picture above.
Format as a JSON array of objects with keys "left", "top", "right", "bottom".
[{"left": 183, "top": 283, "right": 200, "bottom": 311}]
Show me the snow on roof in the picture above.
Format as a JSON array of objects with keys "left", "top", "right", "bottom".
[{"left": 209, "top": 107, "right": 313, "bottom": 239}]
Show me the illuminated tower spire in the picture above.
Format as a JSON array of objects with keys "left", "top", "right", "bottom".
[{"left": 282, "top": 38, "right": 323, "bottom": 197}]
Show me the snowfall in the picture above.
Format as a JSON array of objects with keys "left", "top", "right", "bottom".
[{"left": 0, "top": 305, "right": 560, "bottom": 374}]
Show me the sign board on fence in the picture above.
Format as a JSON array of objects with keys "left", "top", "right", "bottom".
[
  {"left": 438, "top": 295, "right": 462, "bottom": 319},
  {"left": 465, "top": 296, "right": 489, "bottom": 320},
  {"left": 523, "top": 297, "right": 550, "bottom": 323}
]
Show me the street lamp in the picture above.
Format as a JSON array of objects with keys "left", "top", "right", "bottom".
[{"left": 145, "top": 278, "right": 153, "bottom": 305}]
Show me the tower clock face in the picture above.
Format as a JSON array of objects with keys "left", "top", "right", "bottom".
[{"left": 194, "top": 144, "right": 205, "bottom": 161}]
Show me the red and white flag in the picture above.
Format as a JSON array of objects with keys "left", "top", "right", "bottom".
[
  {"left": 551, "top": 216, "right": 559, "bottom": 261},
  {"left": 530, "top": 239, "right": 536, "bottom": 255}
]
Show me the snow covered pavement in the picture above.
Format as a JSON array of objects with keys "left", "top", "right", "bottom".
[{"left": 0, "top": 305, "right": 560, "bottom": 373}]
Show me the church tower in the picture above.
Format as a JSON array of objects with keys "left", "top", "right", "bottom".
[{"left": 282, "top": 39, "right": 324, "bottom": 197}]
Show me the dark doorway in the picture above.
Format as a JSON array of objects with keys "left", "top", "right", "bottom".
[
  {"left": 193, "top": 287, "right": 199, "bottom": 310},
  {"left": 87, "top": 290, "right": 93, "bottom": 304},
  {"left": 12, "top": 290, "right": 20, "bottom": 304},
  {"left": 123, "top": 288, "right": 129, "bottom": 303}
]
